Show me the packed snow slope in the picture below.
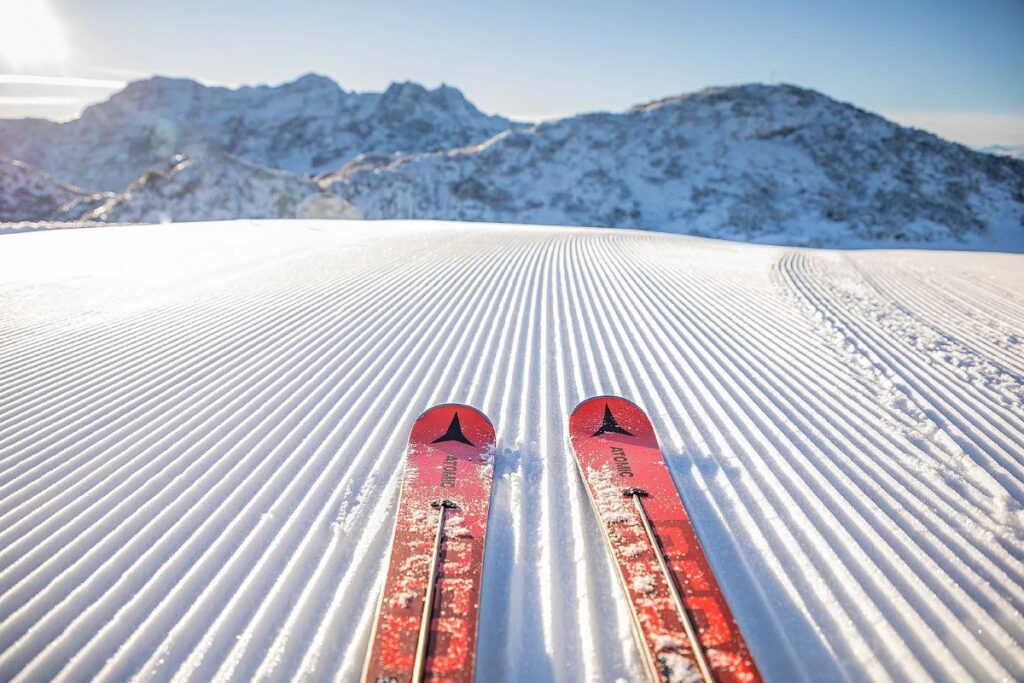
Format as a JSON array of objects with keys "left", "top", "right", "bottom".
[{"left": 0, "top": 220, "right": 1022, "bottom": 682}]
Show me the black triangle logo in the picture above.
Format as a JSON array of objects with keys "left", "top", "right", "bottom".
[
  {"left": 432, "top": 412, "right": 474, "bottom": 446},
  {"left": 592, "top": 404, "right": 632, "bottom": 437}
]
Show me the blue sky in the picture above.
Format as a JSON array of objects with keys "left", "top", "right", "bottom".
[{"left": 1, "top": 0, "right": 1022, "bottom": 145}]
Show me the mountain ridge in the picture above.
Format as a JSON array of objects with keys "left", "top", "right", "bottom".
[
  {"left": 1, "top": 76, "right": 1022, "bottom": 250},
  {"left": 83, "top": 152, "right": 361, "bottom": 224},
  {"left": 0, "top": 156, "right": 110, "bottom": 222},
  {"left": 0, "top": 73, "right": 515, "bottom": 191},
  {"left": 323, "top": 83, "right": 1024, "bottom": 250}
]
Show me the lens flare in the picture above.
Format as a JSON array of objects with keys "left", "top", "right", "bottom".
[{"left": 0, "top": 0, "right": 69, "bottom": 68}]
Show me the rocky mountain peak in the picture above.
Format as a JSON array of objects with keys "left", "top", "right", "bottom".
[{"left": 281, "top": 72, "right": 342, "bottom": 92}]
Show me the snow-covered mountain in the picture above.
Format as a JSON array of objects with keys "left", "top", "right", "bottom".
[
  {"left": 0, "top": 74, "right": 514, "bottom": 192},
  {"left": 2, "top": 78, "right": 1022, "bottom": 250},
  {"left": 322, "top": 85, "right": 1024, "bottom": 250},
  {"left": 83, "top": 153, "right": 360, "bottom": 224},
  {"left": 0, "top": 157, "right": 109, "bottom": 222}
]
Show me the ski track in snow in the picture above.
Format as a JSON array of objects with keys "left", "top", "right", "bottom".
[{"left": 0, "top": 219, "right": 1022, "bottom": 682}]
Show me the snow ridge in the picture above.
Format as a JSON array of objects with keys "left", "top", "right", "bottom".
[
  {"left": 84, "top": 153, "right": 360, "bottom": 224},
  {"left": 0, "top": 157, "right": 109, "bottom": 222}
]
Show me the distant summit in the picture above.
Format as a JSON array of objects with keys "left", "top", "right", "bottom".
[{"left": 980, "top": 145, "right": 1024, "bottom": 160}]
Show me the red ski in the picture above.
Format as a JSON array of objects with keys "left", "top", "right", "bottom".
[
  {"left": 363, "top": 404, "right": 496, "bottom": 683},
  {"left": 569, "top": 396, "right": 761, "bottom": 683}
]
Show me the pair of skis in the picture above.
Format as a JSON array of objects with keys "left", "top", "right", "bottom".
[{"left": 363, "top": 398, "right": 760, "bottom": 683}]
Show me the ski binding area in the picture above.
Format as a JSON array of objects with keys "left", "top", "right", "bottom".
[{"left": 0, "top": 219, "right": 1023, "bottom": 681}]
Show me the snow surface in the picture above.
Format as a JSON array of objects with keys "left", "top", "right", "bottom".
[{"left": 0, "top": 219, "right": 1022, "bottom": 682}]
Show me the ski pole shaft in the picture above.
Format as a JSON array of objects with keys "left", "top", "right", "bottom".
[
  {"left": 625, "top": 488, "right": 715, "bottom": 683},
  {"left": 413, "top": 499, "right": 456, "bottom": 683}
]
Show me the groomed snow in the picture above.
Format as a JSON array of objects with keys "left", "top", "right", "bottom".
[{"left": 0, "top": 220, "right": 1022, "bottom": 681}]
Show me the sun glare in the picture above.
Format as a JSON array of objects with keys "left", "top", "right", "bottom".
[{"left": 0, "top": 0, "right": 68, "bottom": 68}]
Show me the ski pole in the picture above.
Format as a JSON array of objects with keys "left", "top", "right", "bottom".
[
  {"left": 624, "top": 487, "right": 715, "bottom": 683},
  {"left": 412, "top": 499, "right": 456, "bottom": 683}
]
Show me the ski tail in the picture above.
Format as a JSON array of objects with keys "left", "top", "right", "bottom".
[
  {"left": 569, "top": 396, "right": 761, "bottom": 683},
  {"left": 363, "top": 404, "right": 496, "bottom": 683}
]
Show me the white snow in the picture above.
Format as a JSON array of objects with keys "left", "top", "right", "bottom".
[
  {"left": 0, "top": 219, "right": 1022, "bottom": 681},
  {"left": 630, "top": 574, "right": 656, "bottom": 595}
]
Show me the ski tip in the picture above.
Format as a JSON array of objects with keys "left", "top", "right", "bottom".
[
  {"left": 570, "top": 394, "right": 645, "bottom": 417},
  {"left": 412, "top": 403, "right": 496, "bottom": 450},
  {"left": 569, "top": 395, "right": 657, "bottom": 444},
  {"left": 415, "top": 402, "right": 494, "bottom": 428}
]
